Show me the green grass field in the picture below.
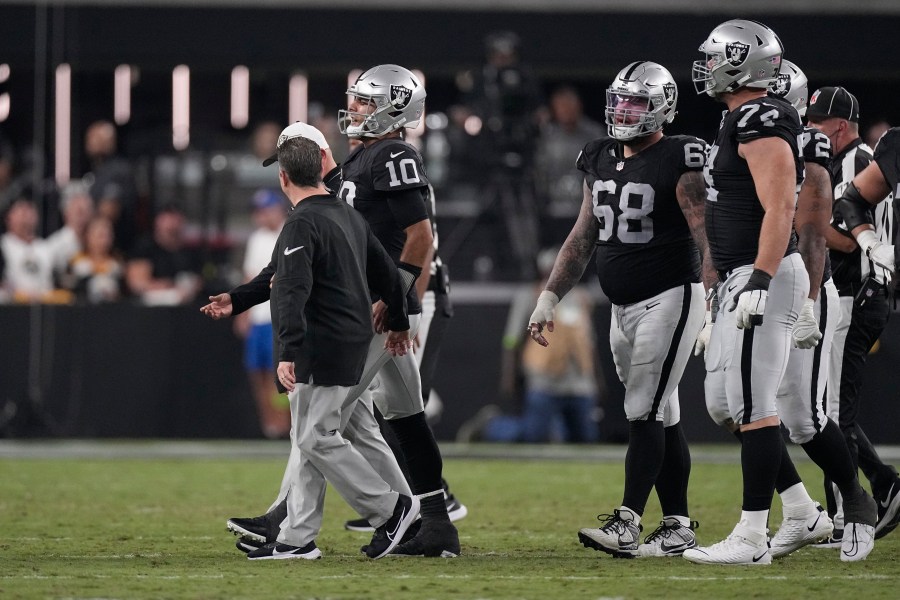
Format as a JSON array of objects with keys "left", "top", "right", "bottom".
[{"left": 2, "top": 443, "right": 899, "bottom": 599}]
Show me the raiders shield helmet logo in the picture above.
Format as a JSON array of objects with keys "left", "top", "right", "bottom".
[
  {"left": 390, "top": 85, "right": 412, "bottom": 109},
  {"left": 725, "top": 42, "right": 750, "bottom": 67},
  {"left": 662, "top": 83, "right": 676, "bottom": 105},
  {"left": 771, "top": 73, "right": 791, "bottom": 98}
]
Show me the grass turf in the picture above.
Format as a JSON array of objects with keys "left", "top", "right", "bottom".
[{"left": 1, "top": 446, "right": 899, "bottom": 599}]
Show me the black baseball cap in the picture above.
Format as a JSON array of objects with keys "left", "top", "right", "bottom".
[{"left": 807, "top": 86, "right": 859, "bottom": 122}]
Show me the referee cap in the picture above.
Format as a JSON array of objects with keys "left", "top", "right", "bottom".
[
  {"left": 807, "top": 86, "right": 859, "bottom": 123},
  {"left": 262, "top": 121, "right": 329, "bottom": 167}
]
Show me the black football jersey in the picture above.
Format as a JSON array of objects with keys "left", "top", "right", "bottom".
[
  {"left": 800, "top": 125, "right": 834, "bottom": 284},
  {"left": 576, "top": 135, "right": 705, "bottom": 305},
  {"left": 874, "top": 127, "right": 900, "bottom": 195},
  {"left": 704, "top": 96, "right": 803, "bottom": 273},
  {"left": 337, "top": 137, "right": 431, "bottom": 314}
]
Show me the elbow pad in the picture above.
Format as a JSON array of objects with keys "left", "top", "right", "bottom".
[
  {"left": 833, "top": 183, "right": 874, "bottom": 231},
  {"left": 398, "top": 262, "right": 422, "bottom": 295}
]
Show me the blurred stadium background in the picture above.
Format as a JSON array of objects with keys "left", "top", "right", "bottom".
[{"left": 1, "top": 0, "right": 900, "bottom": 445}]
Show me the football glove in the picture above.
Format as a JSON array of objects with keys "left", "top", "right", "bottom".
[
  {"left": 792, "top": 298, "right": 822, "bottom": 349},
  {"left": 856, "top": 229, "right": 895, "bottom": 272},
  {"left": 730, "top": 269, "right": 770, "bottom": 329}
]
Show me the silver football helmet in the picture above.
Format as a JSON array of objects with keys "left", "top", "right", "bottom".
[
  {"left": 338, "top": 64, "right": 426, "bottom": 139},
  {"left": 692, "top": 19, "right": 784, "bottom": 98},
  {"left": 768, "top": 59, "right": 809, "bottom": 116},
  {"left": 605, "top": 61, "right": 678, "bottom": 141}
]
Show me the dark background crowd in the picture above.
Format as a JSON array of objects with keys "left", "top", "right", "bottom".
[{"left": 1, "top": 2, "right": 899, "bottom": 442}]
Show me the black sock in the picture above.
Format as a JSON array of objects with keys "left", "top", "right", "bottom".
[
  {"left": 774, "top": 434, "right": 803, "bottom": 494},
  {"left": 374, "top": 407, "right": 413, "bottom": 485},
  {"left": 741, "top": 426, "right": 782, "bottom": 511},
  {"left": 802, "top": 419, "right": 864, "bottom": 500},
  {"left": 386, "top": 412, "right": 448, "bottom": 522},
  {"left": 655, "top": 423, "right": 691, "bottom": 517},
  {"left": 622, "top": 419, "right": 665, "bottom": 517}
]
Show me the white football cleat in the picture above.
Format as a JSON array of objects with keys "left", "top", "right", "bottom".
[
  {"left": 683, "top": 523, "right": 771, "bottom": 565},
  {"left": 840, "top": 522, "right": 875, "bottom": 562},
  {"left": 637, "top": 517, "right": 698, "bottom": 557},
  {"left": 769, "top": 503, "right": 833, "bottom": 559}
]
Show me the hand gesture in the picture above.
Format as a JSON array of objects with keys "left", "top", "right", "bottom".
[{"left": 200, "top": 293, "right": 233, "bottom": 319}]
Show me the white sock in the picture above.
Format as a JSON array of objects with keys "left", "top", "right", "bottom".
[
  {"left": 740, "top": 509, "right": 769, "bottom": 534},
  {"left": 665, "top": 515, "right": 691, "bottom": 528},
  {"left": 619, "top": 506, "right": 641, "bottom": 526},
  {"left": 779, "top": 482, "right": 814, "bottom": 509}
]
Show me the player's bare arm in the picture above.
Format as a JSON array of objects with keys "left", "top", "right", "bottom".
[
  {"left": 825, "top": 223, "right": 858, "bottom": 253},
  {"left": 794, "top": 162, "right": 831, "bottom": 300},
  {"left": 676, "top": 169, "right": 718, "bottom": 292},
  {"left": 400, "top": 218, "right": 435, "bottom": 302},
  {"left": 544, "top": 182, "right": 600, "bottom": 300},
  {"left": 847, "top": 161, "right": 892, "bottom": 238},
  {"left": 740, "top": 136, "right": 797, "bottom": 276}
]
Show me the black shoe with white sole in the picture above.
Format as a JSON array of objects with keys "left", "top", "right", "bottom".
[
  {"left": 227, "top": 499, "right": 287, "bottom": 543},
  {"left": 875, "top": 480, "right": 900, "bottom": 540},
  {"left": 247, "top": 541, "right": 321, "bottom": 560},
  {"left": 235, "top": 537, "right": 263, "bottom": 554},
  {"left": 365, "top": 494, "right": 420, "bottom": 559}
]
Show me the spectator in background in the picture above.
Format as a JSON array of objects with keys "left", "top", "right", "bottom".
[
  {"left": 1, "top": 197, "right": 71, "bottom": 303},
  {"left": 250, "top": 121, "right": 281, "bottom": 164},
  {"left": 46, "top": 181, "right": 94, "bottom": 278},
  {"left": 535, "top": 86, "right": 606, "bottom": 220},
  {"left": 0, "top": 135, "right": 18, "bottom": 208},
  {"left": 126, "top": 204, "right": 201, "bottom": 305},
  {"left": 236, "top": 189, "right": 290, "bottom": 439},
  {"left": 865, "top": 120, "right": 891, "bottom": 149},
  {"left": 457, "top": 248, "right": 600, "bottom": 443},
  {"left": 67, "top": 215, "right": 123, "bottom": 304},
  {"left": 83, "top": 120, "right": 139, "bottom": 253}
]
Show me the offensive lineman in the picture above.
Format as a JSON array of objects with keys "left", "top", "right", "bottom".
[
  {"left": 699, "top": 60, "right": 877, "bottom": 562},
  {"left": 528, "top": 61, "right": 714, "bottom": 558},
  {"left": 682, "top": 19, "right": 811, "bottom": 565}
]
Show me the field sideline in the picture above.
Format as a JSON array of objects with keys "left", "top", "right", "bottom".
[{"left": 2, "top": 441, "right": 899, "bottom": 599}]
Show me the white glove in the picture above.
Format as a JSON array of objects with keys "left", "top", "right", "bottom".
[
  {"left": 529, "top": 290, "right": 559, "bottom": 331},
  {"left": 730, "top": 269, "right": 770, "bottom": 329},
  {"left": 857, "top": 228, "right": 895, "bottom": 272},
  {"left": 527, "top": 290, "right": 559, "bottom": 346},
  {"left": 792, "top": 298, "right": 823, "bottom": 349},
  {"left": 694, "top": 308, "right": 713, "bottom": 358}
]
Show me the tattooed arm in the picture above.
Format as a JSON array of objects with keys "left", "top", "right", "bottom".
[
  {"left": 676, "top": 170, "right": 718, "bottom": 293},
  {"left": 544, "top": 181, "right": 600, "bottom": 300}
]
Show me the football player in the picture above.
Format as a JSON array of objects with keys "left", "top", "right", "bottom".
[
  {"left": 528, "top": 61, "right": 714, "bottom": 558},
  {"left": 829, "top": 124, "right": 900, "bottom": 541},
  {"left": 806, "top": 86, "right": 900, "bottom": 546},
  {"left": 700, "top": 61, "right": 877, "bottom": 562},
  {"left": 682, "top": 20, "right": 820, "bottom": 566}
]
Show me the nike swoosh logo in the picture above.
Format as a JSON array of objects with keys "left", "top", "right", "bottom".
[
  {"left": 271, "top": 545, "right": 299, "bottom": 557},
  {"left": 660, "top": 541, "right": 691, "bottom": 552},
  {"left": 645, "top": 302, "right": 660, "bottom": 310},
  {"left": 386, "top": 505, "right": 408, "bottom": 541},
  {"left": 727, "top": 285, "right": 737, "bottom": 293},
  {"left": 807, "top": 514, "right": 821, "bottom": 532},
  {"left": 284, "top": 246, "right": 304, "bottom": 256},
  {"left": 880, "top": 485, "right": 896, "bottom": 508},
  {"left": 390, "top": 151, "right": 405, "bottom": 158},
  {"left": 751, "top": 551, "right": 768, "bottom": 562}
]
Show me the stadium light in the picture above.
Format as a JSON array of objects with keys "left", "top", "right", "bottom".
[
  {"left": 288, "top": 72, "right": 308, "bottom": 125},
  {"left": 54, "top": 63, "right": 71, "bottom": 185},
  {"left": 230, "top": 65, "right": 249, "bottom": 129},
  {"left": 0, "top": 63, "right": 9, "bottom": 121},
  {"left": 114, "top": 64, "right": 131, "bottom": 125},
  {"left": 172, "top": 65, "right": 190, "bottom": 151}
]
